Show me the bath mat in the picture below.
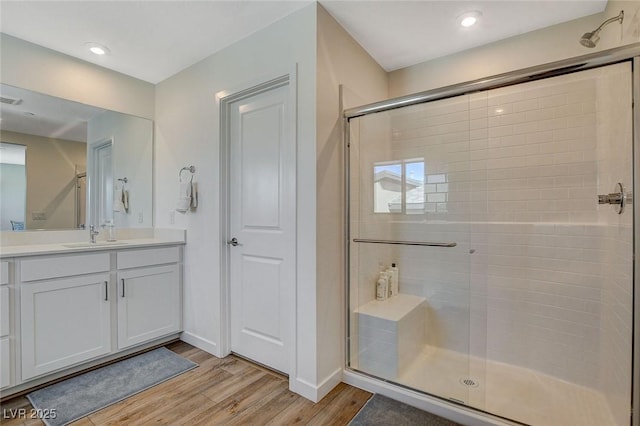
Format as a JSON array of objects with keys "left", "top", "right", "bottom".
[
  {"left": 349, "top": 394, "right": 461, "bottom": 426},
  {"left": 27, "top": 347, "right": 197, "bottom": 426}
]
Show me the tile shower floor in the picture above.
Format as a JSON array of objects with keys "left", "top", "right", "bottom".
[{"left": 397, "top": 345, "right": 616, "bottom": 426}]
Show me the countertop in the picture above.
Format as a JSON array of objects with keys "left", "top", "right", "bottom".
[{"left": 0, "top": 229, "right": 186, "bottom": 258}]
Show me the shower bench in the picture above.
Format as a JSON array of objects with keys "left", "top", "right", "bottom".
[{"left": 356, "top": 293, "right": 426, "bottom": 380}]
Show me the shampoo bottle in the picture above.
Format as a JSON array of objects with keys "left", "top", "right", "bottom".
[
  {"left": 389, "top": 263, "right": 399, "bottom": 296},
  {"left": 376, "top": 272, "right": 388, "bottom": 301},
  {"left": 382, "top": 270, "right": 393, "bottom": 298}
]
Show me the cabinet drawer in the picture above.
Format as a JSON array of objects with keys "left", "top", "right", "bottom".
[
  {"left": 20, "top": 253, "right": 110, "bottom": 282},
  {"left": 117, "top": 246, "right": 180, "bottom": 269},
  {"left": 1, "top": 261, "right": 8, "bottom": 285},
  {"left": 0, "top": 337, "right": 9, "bottom": 389},
  {"left": 0, "top": 287, "right": 8, "bottom": 337}
]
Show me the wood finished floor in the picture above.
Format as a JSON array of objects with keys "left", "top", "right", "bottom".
[{"left": 1, "top": 342, "right": 372, "bottom": 425}]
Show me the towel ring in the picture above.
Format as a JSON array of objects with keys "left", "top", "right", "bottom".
[
  {"left": 179, "top": 165, "right": 196, "bottom": 182},
  {"left": 117, "top": 177, "right": 128, "bottom": 184}
]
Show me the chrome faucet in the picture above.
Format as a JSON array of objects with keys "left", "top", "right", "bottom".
[{"left": 89, "top": 225, "right": 99, "bottom": 243}]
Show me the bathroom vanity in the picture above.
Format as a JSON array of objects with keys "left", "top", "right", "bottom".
[{"left": 0, "top": 229, "right": 185, "bottom": 397}]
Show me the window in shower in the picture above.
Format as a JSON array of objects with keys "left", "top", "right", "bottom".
[
  {"left": 373, "top": 159, "right": 428, "bottom": 214},
  {"left": 373, "top": 162, "right": 402, "bottom": 213},
  {"left": 424, "top": 172, "right": 447, "bottom": 213}
]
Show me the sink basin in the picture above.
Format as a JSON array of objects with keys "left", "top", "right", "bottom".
[{"left": 63, "top": 241, "right": 129, "bottom": 248}]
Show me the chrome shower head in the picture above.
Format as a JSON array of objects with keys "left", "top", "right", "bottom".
[
  {"left": 580, "top": 31, "right": 600, "bottom": 48},
  {"left": 579, "top": 10, "right": 623, "bottom": 48}
]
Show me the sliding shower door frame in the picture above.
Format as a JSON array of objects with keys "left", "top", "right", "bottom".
[
  {"left": 633, "top": 56, "right": 640, "bottom": 426},
  {"left": 344, "top": 43, "right": 640, "bottom": 426}
]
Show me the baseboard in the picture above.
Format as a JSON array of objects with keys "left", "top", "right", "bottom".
[
  {"left": 292, "top": 367, "right": 343, "bottom": 403},
  {"left": 179, "top": 331, "right": 218, "bottom": 356},
  {"left": 343, "top": 370, "right": 518, "bottom": 426}
]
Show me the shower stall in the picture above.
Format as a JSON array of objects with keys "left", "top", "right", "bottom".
[{"left": 345, "top": 49, "right": 638, "bottom": 426}]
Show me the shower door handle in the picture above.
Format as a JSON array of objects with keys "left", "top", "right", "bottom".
[
  {"left": 598, "top": 182, "right": 631, "bottom": 214},
  {"left": 227, "top": 237, "right": 240, "bottom": 247},
  {"left": 598, "top": 193, "right": 623, "bottom": 204}
]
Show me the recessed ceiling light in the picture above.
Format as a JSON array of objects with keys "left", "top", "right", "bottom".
[
  {"left": 459, "top": 11, "right": 482, "bottom": 28},
  {"left": 85, "top": 42, "right": 110, "bottom": 56}
]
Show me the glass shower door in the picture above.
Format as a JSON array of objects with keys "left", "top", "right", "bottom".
[
  {"left": 347, "top": 94, "right": 474, "bottom": 406},
  {"left": 468, "top": 61, "right": 634, "bottom": 426}
]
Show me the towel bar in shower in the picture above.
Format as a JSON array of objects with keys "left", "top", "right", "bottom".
[{"left": 353, "top": 238, "right": 457, "bottom": 247}]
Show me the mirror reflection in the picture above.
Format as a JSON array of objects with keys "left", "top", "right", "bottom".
[{"left": 0, "top": 84, "right": 153, "bottom": 231}]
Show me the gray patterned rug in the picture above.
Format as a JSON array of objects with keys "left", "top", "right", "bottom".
[
  {"left": 27, "top": 347, "right": 197, "bottom": 426},
  {"left": 350, "top": 394, "right": 461, "bottom": 425}
]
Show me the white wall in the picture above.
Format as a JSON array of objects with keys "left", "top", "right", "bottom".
[
  {"left": 154, "top": 4, "right": 320, "bottom": 397},
  {"left": 316, "top": 4, "right": 388, "bottom": 389},
  {"left": 0, "top": 34, "right": 154, "bottom": 119},
  {"left": 155, "top": 3, "right": 387, "bottom": 401},
  {"left": 88, "top": 111, "right": 153, "bottom": 229}
]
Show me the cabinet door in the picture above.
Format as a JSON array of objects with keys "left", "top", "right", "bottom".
[
  {"left": 117, "top": 264, "right": 180, "bottom": 349},
  {"left": 1, "top": 337, "right": 10, "bottom": 389},
  {"left": 21, "top": 273, "right": 111, "bottom": 380},
  {"left": 0, "top": 286, "right": 9, "bottom": 337}
]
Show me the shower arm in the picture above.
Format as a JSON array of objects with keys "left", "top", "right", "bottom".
[{"left": 591, "top": 11, "right": 624, "bottom": 36}]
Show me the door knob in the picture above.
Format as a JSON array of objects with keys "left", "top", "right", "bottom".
[{"left": 227, "top": 237, "right": 240, "bottom": 246}]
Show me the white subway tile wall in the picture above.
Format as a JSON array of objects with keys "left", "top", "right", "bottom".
[{"left": 349, "top": 62, "right": 633, "bottom": 425}]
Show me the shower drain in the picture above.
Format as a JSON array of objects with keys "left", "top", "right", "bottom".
[{"left": 459, "top": 378, "right": 479, "bottom": 388}]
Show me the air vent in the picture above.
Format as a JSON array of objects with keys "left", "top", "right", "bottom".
[{"left": 0, "top": 95, "right": 22, "bottom": 105}]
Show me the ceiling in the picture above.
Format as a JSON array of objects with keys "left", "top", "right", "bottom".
[
  {"left": 321, "top": 1, "right": 607, "bottom": 72},
  {"left": 0, "top": 1, "right": 607, "bottom": 84},
  {"left": 0, "top": 84, "right": 105, "bottom": 143}
]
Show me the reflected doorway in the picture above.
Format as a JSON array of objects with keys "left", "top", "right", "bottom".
[
  {"left": 0, "top": 143, "right": 26, "bottom": 230},
  {"left": 89, "top": 139, "right": 113, "bottom": 228}
]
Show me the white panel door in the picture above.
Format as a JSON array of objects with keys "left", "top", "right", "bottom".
[
  {"left": 228, "top": 82, "right": 295, "bottom": 374},
  {"left": 90, "top": 141, "right": 113, "bottom": 227}
]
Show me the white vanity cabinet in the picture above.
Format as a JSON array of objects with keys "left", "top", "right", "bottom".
[
  {"left": 19, "top": 253, "right": 112, "bottom": 380},
  {"left": 1, "top": 261, "right": 11, "bottom": 389},
  {"left": 1, "top": 241, "right": 183, "bottom": 394},
  {"left": 116, "top": 247, "right": 181, "bottom": 349}
]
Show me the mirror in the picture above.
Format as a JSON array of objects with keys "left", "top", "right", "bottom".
[{"left": 0, "top": 84, "right": 153, "bottom": 231}]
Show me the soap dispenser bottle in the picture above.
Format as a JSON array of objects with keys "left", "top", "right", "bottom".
[{"left": 105, "top": 220, "right": 117, "bottom": 242}]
